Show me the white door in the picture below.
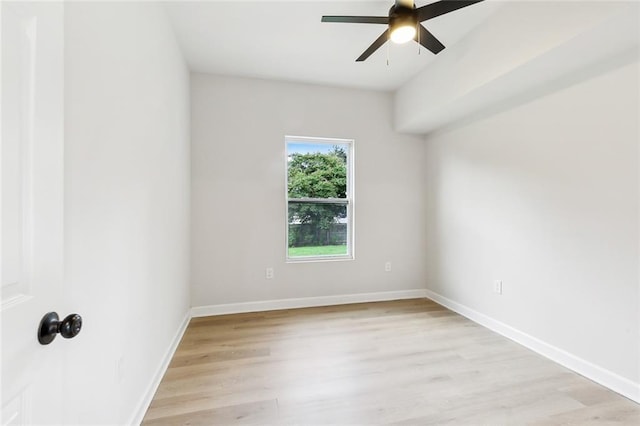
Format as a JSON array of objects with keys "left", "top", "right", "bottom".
[{"left": 1, "top": 2, "right": 67, "bottom": 424}]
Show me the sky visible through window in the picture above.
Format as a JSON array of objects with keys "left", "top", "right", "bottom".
[{"left": 288, "top": 142, "right": 341, "bottom": 155}]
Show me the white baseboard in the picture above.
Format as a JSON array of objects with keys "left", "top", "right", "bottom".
[
  {"left": 424, "top": 289, "right": 640, "bottom": 404},
  {"left": 128, "top": 310, "right": 191, "bottom": 425},
  {"left": 191, "top": 289, "right": 428, "bottom": 318}
]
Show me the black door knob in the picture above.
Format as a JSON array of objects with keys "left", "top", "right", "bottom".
[{"left": 38, "top": 312, "right": 83, "bottom": 345}]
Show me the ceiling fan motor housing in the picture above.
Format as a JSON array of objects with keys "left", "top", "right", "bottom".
[{"left": 389, "top": 4, "right": 418, "bottom": 32}]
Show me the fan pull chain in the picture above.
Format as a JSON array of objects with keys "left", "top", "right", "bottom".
[
  {"left": 386, "top": 40, "right": 390, "bottom": 66},
  {"left": 417, "top": 23, "right": 421, "bottom": 55}
]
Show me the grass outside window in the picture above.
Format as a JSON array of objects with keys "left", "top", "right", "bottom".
[{"left": 287, "top": 245, "right": 347, "bottom": 257}]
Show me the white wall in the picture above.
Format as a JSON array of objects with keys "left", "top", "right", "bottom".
[
  {"left": 191, "top": 74, "right": 426, "bottom": 309},
  {"left": 63, "top": 2, "right": 190, "bottom": 424},
  {"left": 423, "top": 61, "right": 639, "bottom": 398}
]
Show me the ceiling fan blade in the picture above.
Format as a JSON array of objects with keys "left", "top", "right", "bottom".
[
  {"left": 356, "top": 29, "right": 389, "bottom": 62},
  {"left": 322, "top": 16, "right": 389, "bottom": 24},
  {"left": 416, "top": 25, "right": 445, "bottom": 54},
  {"left": 417, "top": 0, "right": 484, "bottom": 22}
]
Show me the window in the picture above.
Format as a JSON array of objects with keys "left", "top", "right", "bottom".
[{"left": 286, "top": 136, "right": 354, "bottom": 261}]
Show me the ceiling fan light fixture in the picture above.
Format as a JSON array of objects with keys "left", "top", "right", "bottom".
[
  {"left": 390, "top": 24, "right": 416, "bottom": 44},
  {"left": 389, "top": 5, "right": 417, "bottom": 44}
]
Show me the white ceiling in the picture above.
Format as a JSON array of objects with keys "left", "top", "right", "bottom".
[{"left": 164, "top": 1, "right": 502, "bottom": 91}]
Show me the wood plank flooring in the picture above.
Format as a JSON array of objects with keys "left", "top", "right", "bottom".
[{"left": 142, "top": 299, "right": 640, "bottom": 425}]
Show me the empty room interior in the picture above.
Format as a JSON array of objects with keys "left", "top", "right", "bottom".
[{"left": 1, "top": 0, "right": 639, "bottom": 425}]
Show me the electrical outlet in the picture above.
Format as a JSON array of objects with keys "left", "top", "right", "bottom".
[
  {"left": 494, "top": 280, "right": 503, "bottom": 295},
  {"left": 385, "top": 261, "right": 392, "bottom": 272},
  {"left": 265, "top": 267, "right": 274, "bottom": 280}
]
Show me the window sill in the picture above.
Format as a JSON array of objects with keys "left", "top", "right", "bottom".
[{"left": 286, "top": 255, "right": 354, "bottom": 264}]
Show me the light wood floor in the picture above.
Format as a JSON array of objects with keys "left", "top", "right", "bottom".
[{"left": 142, "top": 299, "right": 639, "bottom": 425}]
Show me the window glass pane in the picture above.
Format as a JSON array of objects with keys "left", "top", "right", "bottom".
[
  {"left": 288, "top": 202, "right": 347, "bottom": 257},
  {"left": 287, "top": 143, "right": 348, "bottom": 199},
  {"left": 286, "top": 137, "right": 352, "bottom": 260}
]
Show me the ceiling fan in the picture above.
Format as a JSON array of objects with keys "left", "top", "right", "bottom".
[{"left": 321, "top": 0, "right": 485, "bottom": 62}]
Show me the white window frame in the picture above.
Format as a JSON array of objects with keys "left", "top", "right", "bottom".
[{"left": 285, "top": 135, "right": 355, "bottom": 263}]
